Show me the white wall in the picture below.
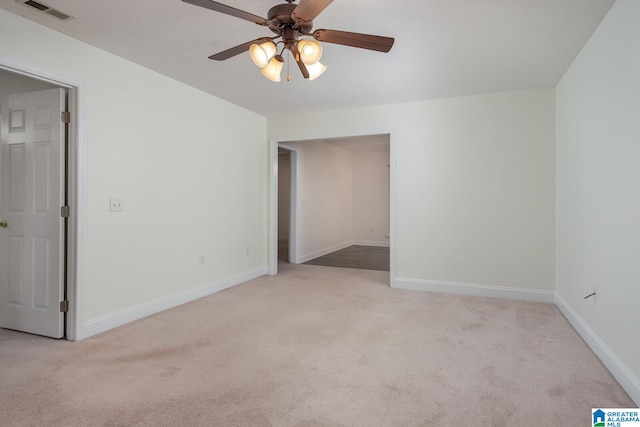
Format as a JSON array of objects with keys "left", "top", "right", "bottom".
[
  {"left": 556, "top": 0, "right": 640, "bottom": 404},
  {"left": 0, "top": 9, "right": 268, "bottom": 338},
  {"left": 352, "top": 148, "right": 390, "bottom": 246},
  {"left": 280, "top": 140, "right": 353, "bottom": 262},
  {"left": 269, "top": 87, "right": 556, "bottom": 295}
]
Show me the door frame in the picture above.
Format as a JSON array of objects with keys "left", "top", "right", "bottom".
[
  {"left": 268, "top": 130, "right": 396, "bottom": 285},
  {"left": 276, "top": 146, "right": 299, "bottom": 264},
  {"left": 0, "top": 57, "right": 84, "bottom": 341}
]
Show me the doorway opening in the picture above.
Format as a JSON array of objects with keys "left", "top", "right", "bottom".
[
  {"left": 270, "top": 133, "right": 394, "bottom": 282},
  {"left": 0, "top": 64, "right": 79, "bottom": 340},
  {"left": 278, "top": 147, "right": 292, "bottom": 263}
]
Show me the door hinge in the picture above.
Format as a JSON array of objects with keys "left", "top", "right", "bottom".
[
  {"left": 60, "top": 300, "right": 69, "bottom": 312},
  {"left": 61, "top": 111, "right": 70, "bottom": 123},
  {"left": 60, "top": 206, "right": 70, "bottom": 218}
]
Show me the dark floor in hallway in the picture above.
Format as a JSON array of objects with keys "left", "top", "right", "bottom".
[{"left": 303, "top": 245, "right": 390, "bottom": 271}]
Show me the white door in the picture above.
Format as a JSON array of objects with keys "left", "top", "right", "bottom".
[{"left": 0, "top": 88, "right": 66, "bottom": 338}]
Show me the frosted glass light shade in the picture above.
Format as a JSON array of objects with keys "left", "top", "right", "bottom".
[
  {"left": 261, "top": 55, "right": 284, "bottom": 82},
  {"left": 249, "top": 41, "right": 277, "bottom": 68},
  {"left": 297, "top": 39, "right": 322, "bottom": 65},
  {"left": 306, "top": 61, "right": 327, "bottom": 80}
]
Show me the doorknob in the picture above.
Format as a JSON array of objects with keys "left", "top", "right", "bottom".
[{"left": 0, "top": 220, "right": 7, "bottom": 229}]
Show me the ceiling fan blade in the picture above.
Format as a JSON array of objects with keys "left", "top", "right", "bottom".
[
  {"left": 182, "top": 0, "right": 269, "bottom": 26},
  {"left": 292, "top": 0, "right": 334, "bottom": 26},
  {"left": 209, "top": 37, "right": 273, "bottom": 61},
  {"left": 313, "top": 29, "right": 395, "bottom": 53},
  {"left": 291, "top": 46, "right": 310, "bottom": 79}
]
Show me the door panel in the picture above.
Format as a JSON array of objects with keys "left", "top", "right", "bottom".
[
  {"left": 0, "top": 88, "right": 65, "bottom": 338},
  {"left": 9, "top": 143, "right": 25, "bottom": 212},
  {"left": 34, "top": 142, "right": 52, "bottom": 213},
  {"left": 8, "top": 236, "right": 24, "bottom": 304},
  {"left": 33, "top": 236, "right": 52, "bottom": 309}
]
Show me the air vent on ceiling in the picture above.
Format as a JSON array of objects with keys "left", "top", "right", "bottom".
[{"left": 16, "top": 0, "right": 74, "bottom": 21}]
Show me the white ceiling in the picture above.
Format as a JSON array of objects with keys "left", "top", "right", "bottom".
[{"left": 0, "top": 0, "right": 615, "bottom": 117}]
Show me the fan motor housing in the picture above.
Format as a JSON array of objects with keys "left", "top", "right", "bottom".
[{"left": 268, "top": 3, "right": 312, "bottom": 34}]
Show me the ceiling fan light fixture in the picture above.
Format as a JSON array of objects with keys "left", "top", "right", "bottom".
[
  {"left": 261, "top": 55, "right": 284, "bottom": 82},
  {"left": 187, "top": 0, "right": 394, "bottom": 83},
  {"left": 297, "top": 39, "right": 323, "bottom": 65},
  {"left": 306, "top": 61, "right": 327, "bottom": 80},
  {"left": 249, "top": 41, "right": 277, "bottom": 68}
]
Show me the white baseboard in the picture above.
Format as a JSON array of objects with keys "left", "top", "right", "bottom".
[
  {"left": 392, "top": 277, "right": 555, "bottom": 303},
  {"left": 297, "top": 241, "right": 353, "bottom": 264},
  {"left": 554, "top": 294, "right": 640, "bottom": 406},
  {"left": 352, "top": 240, "right": 390, "bottom": 247},
  {"left": 81, "top": 266, "right": 268, "bottom": 339}
]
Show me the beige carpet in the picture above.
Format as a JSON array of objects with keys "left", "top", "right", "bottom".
[{"left": 0, "top": 264, "right": 634, "bottom": 426}]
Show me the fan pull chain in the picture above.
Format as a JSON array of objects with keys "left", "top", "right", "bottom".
[{"left": 286, "top": 50, "right": 291, "bottom": 81}]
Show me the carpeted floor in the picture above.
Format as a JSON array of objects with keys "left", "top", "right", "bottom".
[{"left": 0, "top": 264, "right": 634, "bottom": 426}]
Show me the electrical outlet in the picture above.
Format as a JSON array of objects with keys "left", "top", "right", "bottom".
[
  {"left": 198, "top": 255, "right": 205, "bottom": 264},
  {"left": 110, "top": 198, "right": 123, "bottom": 212},
  {"left": 245, "top": 246, "right": 250, "bottom": 256},
  {"left": 369, "top": 226, "right": 374, "bottom": 232}
]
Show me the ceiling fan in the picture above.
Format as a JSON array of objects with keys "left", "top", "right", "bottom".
[{"left": 182, "top": 0, "right": 395, "bottom": 82}]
